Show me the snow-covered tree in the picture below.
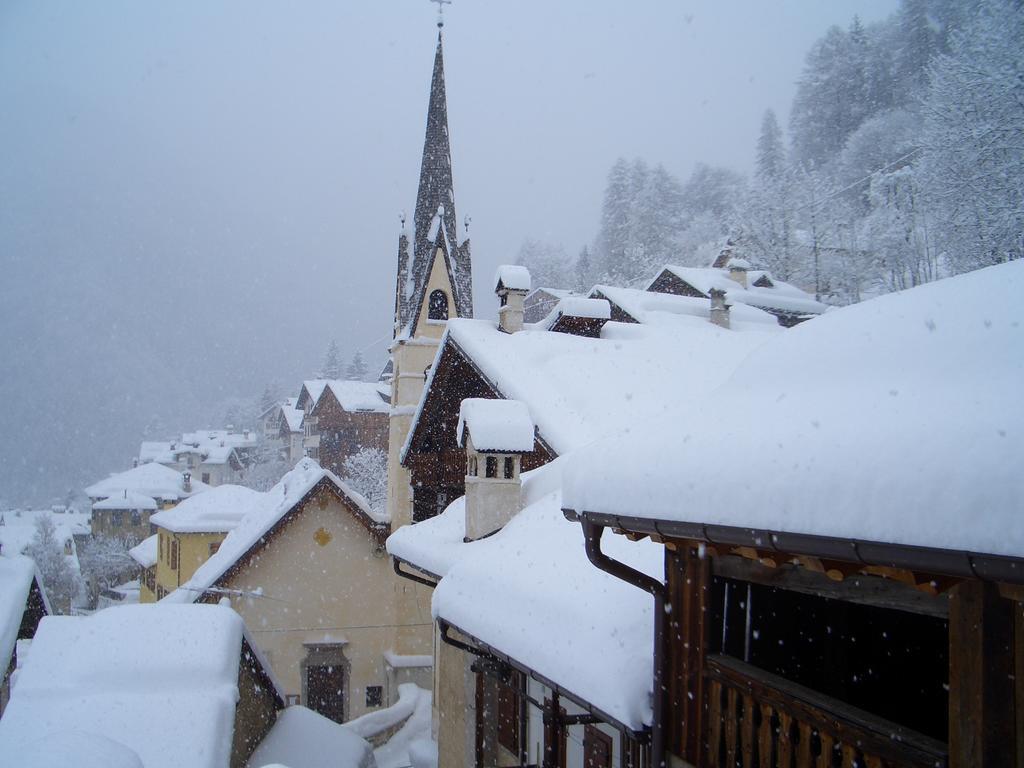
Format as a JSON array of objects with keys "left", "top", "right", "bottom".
[
  {"left": 346, "top": 352, "right": 368, "bottom": 381},
  {"left": 319, "top": 340, "right": 343, "bottom": 380},
  {"left": 258, "top": 383, "right": 279, "bottom": 416},
  {"left": 341, "top": 447, "right": 387, "bottom": 516},
  {"left": 25, "top": 516, "right": 78, "bottom": 614},
  {"left": 920, "top": 0, "right": 1024, "bottom": 273},
  {"left": 756, "top": 109, "right": 786, "bottom": 184},
  {"left": 573, "top": 245, "right": 593, "bottom": 292},
  {"left": 79, "top": 535, "right": 137, "bottom": 594},
  {"left": 515, "top": 239, "right": 572, "bottom": 289}
]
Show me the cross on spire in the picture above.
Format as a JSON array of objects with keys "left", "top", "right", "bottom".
[{"left": 430, "top": 0, "right": 451, "bottom": 28}]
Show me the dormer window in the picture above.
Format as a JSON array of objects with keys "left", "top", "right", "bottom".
[{"left": 428, "top": 290, "right": 449, "bottom": 321}]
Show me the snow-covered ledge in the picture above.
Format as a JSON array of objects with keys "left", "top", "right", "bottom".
[{"left": 494, "top": 264, "right": 531, "bottom": 334}]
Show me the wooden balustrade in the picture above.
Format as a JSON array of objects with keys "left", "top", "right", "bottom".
[{"left": 704, "top": 655, "right": 947, "bottom": 768}]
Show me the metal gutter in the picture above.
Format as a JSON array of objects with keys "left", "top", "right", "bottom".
[
  {"left": 391, "top": 555, "right": 441, "bottom": 588},
  {"left": 565, "top": 509, "right": 1024, "bottom": 586},
  {"left": 578, "top": 518, "right": 667, "bottom": 768}
]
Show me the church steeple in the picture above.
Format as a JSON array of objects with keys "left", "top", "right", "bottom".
[{"left": 395, "top": 27, "right": 473, "bottom": 338}]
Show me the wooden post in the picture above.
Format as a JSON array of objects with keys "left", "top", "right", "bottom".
[
  {"left": 668, "top": 542, "right": 711, "bottom": 765},
  {"left": 948, "top": 580, "right": 1015, "bottom": 768}
]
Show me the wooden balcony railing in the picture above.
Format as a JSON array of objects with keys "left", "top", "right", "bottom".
[{"left": 704, "top": 654, "right": 947, "bottom": 768}]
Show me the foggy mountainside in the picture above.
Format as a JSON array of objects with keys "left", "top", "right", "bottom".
[{"left": 519, "top": 0, "right": 1022, "bottom": 303}]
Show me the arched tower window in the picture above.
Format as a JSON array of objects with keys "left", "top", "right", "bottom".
[{"left": 428, "top": 289, "right": 449, "bottom": 320}]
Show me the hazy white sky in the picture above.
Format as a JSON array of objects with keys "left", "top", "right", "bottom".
[{"left": 0, "top": 0, "right": 898, "bottom": 502}]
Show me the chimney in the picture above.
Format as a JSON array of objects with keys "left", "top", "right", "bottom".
[
  {"left": 494, "top": 265, "right": 531, "bottom": 333},
  {"left": 458, "top": 398, "right": 534, "bottom": 541},
  {"left": 183, "top": 471, "right": 192, "bottom": 493},
  {"left": 727, "top": 256, "right": 750, "bottom": 288},
  {"left": 709, "top": 288, "right": 731, "bottom": 329}
]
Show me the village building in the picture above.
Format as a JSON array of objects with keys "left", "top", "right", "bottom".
[
  {"left": 277, "top": 397, "right": 305, "bottom": 464},
  {"left": 0, "top": 508, "right": 89, "bottom": 614},
  {"left": 307, "top": 380, "right": 389, "bottom": 475},
  {"left": 399, "top": 265, "right": 778, "bottom": 525},
  {"left": 138, "top": 429, "right": 257, "bottom": 486},
  {"left": 389, "top": 264, "right": 783, "bottom": 767},
  {"left": 0, "top": 554, "right": 50, "bottom": 716},
  {"left": 162, "top": 459, "right": 430, "bottom": 723},
  {"left": 0, "top": 603, "right": 283, "bottom": 768},
  {"left": 647, "top": 257, "right": 827, "bottom": 327},
  {"left": 148, "top": 484, "right": 259, "bottom": 600},
  {"left": 523, "top": 286, "right": 575, "bottom": 324},
  {"left": 560, "top": 259, "right": 1024, "bottom": 768},
  {"left": 85, "top": 460, "right": 211, "bottom": 510},
  {"left": 90, "top": 489, "right": 157, "bottom": 544}
]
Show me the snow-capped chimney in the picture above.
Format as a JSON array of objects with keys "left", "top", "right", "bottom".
[
  {"left": 494, "top": 265, "right": 531, "bottom": 334},
  {"left": 182, "top": 471, "right": 192, "bottom": 493},
  {"left": 709, "top": 288, "right": 731, "bottom": 330},
  {"left": 458, "top": 399, "right": 534, "bottom": 541},
  {"left": 727, "top": 257, "right": 750, "bottom": 289}
]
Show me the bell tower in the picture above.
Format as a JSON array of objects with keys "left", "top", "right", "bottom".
[{"left": 387, "top": 14, "right": 473, "bottom": 533}]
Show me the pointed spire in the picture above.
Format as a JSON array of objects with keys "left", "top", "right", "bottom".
[
  {"left": 413, "top": 31, "right": 458, "bottom": 262},
  {"left": 395, "top": 23, "right": 473, "bottom": 337}
]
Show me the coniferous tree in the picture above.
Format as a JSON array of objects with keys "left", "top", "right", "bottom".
[
  {"left": 346, "top": 351, "right": 369, "bottom": 381},
  {"left": 574, "top": 245, "right": 593, "bottom": 292},
  {"left": 755, "top": 110, "right": 786, "bottom": 184},
  {"left": 320, "top": 340, "right": 342, "bottom": 380}
]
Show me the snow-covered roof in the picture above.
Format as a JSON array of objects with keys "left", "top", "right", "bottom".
[
  {"left": 298, "top": 379, "right": 332, "bottom": 409},
  {"left": 0, "top": 604, "right": 269, "bottom": 768},
  {"left": 128, "top": 534, "right": 158, "bottom": 569},
  {"left": 139, "top": 441, "right": 176, "bottom": 464},
  {"left": 321, "top": 380, "right": 390, "bottom": 413},
  {"left": 0, "top": 509, "right": 91, "bottom": 559},
  {"left": 181, "top": 429, "right": 257, "bottom": 450},
  {"left": 91, "top": 490, "right": 158, "bottom": 511},
  {"left": 653, "top": 264, "right": 828, "bottom": 317},
  {"left": 388, "top": 462, "right": 659, "bottom": 731},
  {"left": 149, "top": 484, "right": 262, "bottom": 534},
  {"left": 564, "top": 261, "right": 1024, "bottom": 559},
  {"left": 0, "top": 555, "right": 46, "bottom": 679},
  {"left": 281, "top": 399, "right": 304, "bottom": 432},
  {"left": 247, "top": 706, "right": 375, "bottom": 768},
  {"left": 494, "top": 264, "right": 531, "bottom": 292},
  {"left": 540, "top": 296, "right": 611, "bottom": 325},
  {"left": 85, "top": 462, "right": 210, "bottom": 502},
  {"left": 163, "top": 459, "right": 386, "bottom": 604},
  {"left": 201, "top": 444, "right": 238, "bottom": 465},
  {"left": 405, "top": 314, "right": 775, "bottom": 462},
  {"left": 457, "top": 399, "right": 535, "bottom": 452},
  {"left": 726, "top": 256, "right": 751, "bottom": 270},
  {"left": 13, "top": 731, "right": 144, "bottom": 768},
  {"left": 592, "top": 284, "right": 781, "bottom": 332}
]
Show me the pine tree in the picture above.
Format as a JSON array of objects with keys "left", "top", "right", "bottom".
[
  {"left": 594, "top": 158, "right": 634, "bottom": 283},
  {"left": 574, "top": 245, "right": 593, "bottom": 292},
  {"left": 346, "top": 351, "right": 369, "bottom": 381},
  {"left": 258, "top": 383, "right": 278, "bottom": 415},
  {"left": 320, "top": 340, "right": 342, "bottom": 380},
  {"left": 755, "top": 109, "right": 786, "bottom": 184},
  {"left": 515, "top": 239, "right": 572, "bottom": 289},
  {"left": 342, "top": 448, "right": 388, "bottom": 516}
]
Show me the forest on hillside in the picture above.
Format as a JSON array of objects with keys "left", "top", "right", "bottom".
[{"left": 518, "top": 0, "right": 1023, "bottom": 305}]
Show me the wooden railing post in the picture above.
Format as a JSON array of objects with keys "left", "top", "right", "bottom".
[{"left": 948, "top": 580, "right": 1014, "bottom": 768}]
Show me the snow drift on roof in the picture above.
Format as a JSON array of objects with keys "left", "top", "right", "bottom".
[
  {"left": 0, "top": 604, "right": 250, "bottom": 768},
  {"left": 322, "top": 380, "right": 390, "bottom": 413},
  {"left": 92, "top": 490, "right": 158, "bottom": 511},
  {"left": 406, "top": 315, "right": 774, "bottom": 462},
  {"left": 0, "top": 555, "right": 42, "bottom": 679},
  {"left": 391, "top": 462, "right": 660, "bottom": 731},
  {"left": 655, "top": 264, "right": 828, "bottom": 317},
  {"left": 150, "top": 484, "right": 262, "bottom": 534},
  {"left": 129, "top": 534, "right": 158, "bottom": 569},
  {"left": 564, "top": 261, "right": 1024, "bottom": 558},
  {"left": 494, "top": 264, "right": 531, "bottom": 292},
  {"left": 85, "top": 462, "right": 210, "bottom": 501},
  {"left": 593, "top": 284, "right": 780, "bottom": 332},
  {"left": 457, "top": 399, "right": 535, "bottom": 452}
]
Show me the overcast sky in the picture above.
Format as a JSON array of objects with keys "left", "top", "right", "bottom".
[{"left": 0, "top": 0, "right": 898, "bottom": 504}]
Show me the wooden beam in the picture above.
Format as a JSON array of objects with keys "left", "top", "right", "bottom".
[
  {"left": 948, "top": 580, "right": 1015, "bottom": 768},
  {"left": 712, "top": 555, "right": 949, "bottom": 619}
]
